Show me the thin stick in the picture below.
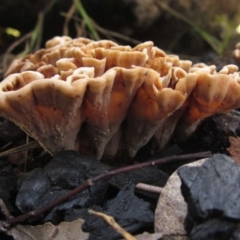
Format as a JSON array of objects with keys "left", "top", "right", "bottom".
[
  {"left": 73, "top": 0, "right": 99, "bottom": 40},
  {"left": 91, "top": 19, "right": 141, "bottom": 45},
  {"left": 23, "top": 135, "right": 30, "bottom": 172},
  {"left": 135, "top": 183, "right": 162, "bottom": 194},
  {"left": 60, "top": 12, "right": 141, "bottom": 45},
  {"left": 63, "top": 3, "right": 76, "bottom": 36},
  {"left": 0, "top": 151, "right": 211, "bottom": 229},
  {"left": 0, "top": 142, "right": 12, "bottom": 151},
  {"left": 2, "top": 32, "right": 32, "bottom": 74},
  {"left": 0, "top": 141, "right": 40, "bottom": 158},
  {"left": 89, "top": 210, "right": 136, "bottom": 240}
]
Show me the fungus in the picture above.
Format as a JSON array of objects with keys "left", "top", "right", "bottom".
[
  {"left": 175, "top": 66, "right": 240, "bottom": 141},
  {"left": 1, "top": 36, "right": 240, "bottom": 160},
  {"left": 0, "top": 69, "right": 91, "bottom": 155},
  {"left": 123, "top": 74, "right": 186, "bottom": 157}
]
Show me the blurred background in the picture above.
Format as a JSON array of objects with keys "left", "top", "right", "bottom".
[{"left": 0, "top": 0, "right": 240, "bottom": 76}]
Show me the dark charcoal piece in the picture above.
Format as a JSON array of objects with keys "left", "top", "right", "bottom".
[
  {"left": 105, "top": 183, "right": 153, "bottom": 227},
  {"left": 64, "top": 206, "right": 102, "bottom": 223},
  {"left": 109, "top": 165, "right": 168, "bottom": 193},
  {"left": 178, "top": 154, "right": 240, "bottom": 237},
  {"left": 65, "top": 206, "right": 107, "bottom": 238},
  {"left": 16, "top": 168, "right": 56, "bottom": 211},
  {"left": 231, "top": 224, "right": 240, "bottom": 239},
  {"left": 0, "top": 118, "right": 25, "bottom": 148},
  {"left": 179, "top": 111, "right": 240, "bottom": 155},
  {"left": 16, "top": 150, "right": 108, "bottom": 223},
  {"left": 178, "top": 154, "right": 240, "bottom": 220},
  {"left": 45, "top": 150, "right": 104, "bottom": 188},
  {"left": 0, "top": 165, "right": 18, "bottom": 214},
  {"left": 189, "top": 218, "right": 238, "bottom": 240},
  {"left": 65, "top": 183, "right": 154, "bottom": 240}
]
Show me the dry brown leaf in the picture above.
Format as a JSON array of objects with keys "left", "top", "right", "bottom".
[
  {"left": 134, "top": 232, "right": 163, "bottom": 240},
  {"left": 227, "top": 136, "right": 240, "bottom": 163},
  {"left": 5, "top": 219, "right": 89, "bottom": 240}
]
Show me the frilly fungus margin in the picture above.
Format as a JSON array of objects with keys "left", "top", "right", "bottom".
[{"left": 1, "top": 36, "right": 240, "bottom": 160}]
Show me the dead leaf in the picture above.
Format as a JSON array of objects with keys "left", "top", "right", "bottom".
[
  {"left": 134, "top": 232, "right": 163, "bottom": 240},
  {"left": 5, "top": 219, "right": 89, "bottom": 240},
  {"left": 227, "top": 137, "right": 240, "bottom": 163}
]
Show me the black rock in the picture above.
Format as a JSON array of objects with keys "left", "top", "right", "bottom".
[
  {"left": 45, "top": 150, "right": 104, "bottom": 188},
  {"left": 109, "top": 165, "right": 168, "bottom": 198},
  {"left": 0, "top": 118, "right": 25, "bottom": 148},
  {"left": 65, "top": 183, "right": 154, "bottom": 240},
  {"left": 0, "top": 165, "right": 18, "bottom": 215},
  {"left": 16, "top": 168, "right": 56, "bottom": 211},
  {"left": 178, "top": 154, "right": 240, "bottom": 238},
  {"left": 104, "top": 183, "right": 153, "bottom": 225},
  {"left": 16, "top": 150, "right": 108, "bottom": 223},
  {"left": 179, "top": 111, "right": 240, "bottom": 155},
  {"left": 189, "top": 218, "right": 239, "bottom": 240},
  {"left": 65, "top": 206, "right": 107, "bottom": 239}
]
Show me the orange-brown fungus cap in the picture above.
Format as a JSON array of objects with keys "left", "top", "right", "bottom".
[
  {"left": 175, "top": 65, "right": 240, "bottom": 141},
  {"left": 2, "top": 36, "right": 240, "bottom": 160}
]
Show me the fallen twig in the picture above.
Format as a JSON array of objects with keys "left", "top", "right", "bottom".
[
  {"left": 0, "top": 141, "right": 40, "bottom": 158},
  {"left": 73, "top": 0, "right": 99, "bottom": 40},
  {"left": 60, "top": 12, "right": 141, "bottom": 44},
  {"left": 63, "top": 3, "right": 76, "bottom": 36},
  {"left": 2, "top": 32, "right": 32, "bottom": 73},
  {"left": 89, "top": 210, "right": 136, "bottom": 240},
  {"left": 0, "top": 151, "right": 211, "bottom": 230},
  {"left": 135, "top": 183, "right": 162, "bottom": 194}
]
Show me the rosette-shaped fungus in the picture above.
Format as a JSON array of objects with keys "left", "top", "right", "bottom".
[
  {"left": 1, "top": 36, "right": 240, "bottom": 160},
  {"left": 175, "top": 64, "right": 240, "bottom": 141}
]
